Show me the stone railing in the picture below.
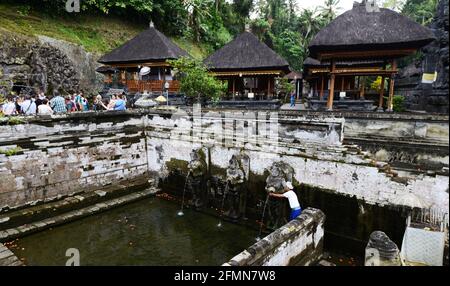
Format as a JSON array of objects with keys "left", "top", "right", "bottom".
[{"left": 223, "top": 208, "right": 325, "bottom": 266}]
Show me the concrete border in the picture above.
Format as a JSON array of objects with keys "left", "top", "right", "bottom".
[
  {"left": 224, "top": 208, "right": 325, "bottom": 266},
  {"left": 0, "top": 243, "right": 23, "bottom": 266}
]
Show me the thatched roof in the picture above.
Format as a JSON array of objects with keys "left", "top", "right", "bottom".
[
  {"left": 285, "top": 71, "right": 302, "bottom": 80},
  {"left": 309, "top": 1, "right": 436, "bottom": 57},
  {"left": 204, "top": 32, "right": 290, "bottom": 72},
  {"left": 95, "top": 66, "right": 118, "bottom": 74},
  {"left": 98, "top": 25, "right": 189, "bottom": 64}
]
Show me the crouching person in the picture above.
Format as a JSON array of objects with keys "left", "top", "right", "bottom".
[{"left": 269, "top": 182, "right": 302, "bottom": 221}]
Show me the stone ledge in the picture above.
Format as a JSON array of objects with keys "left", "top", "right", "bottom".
[
  {"left": 0, "top": 175, "right": 153, "bottom": 219},
  {"left": 224, "top": 208, "right": 325, "bottom": 266},
  {"left": 0, "top": 108, "right": 448, "bottom": 127},
  {"left": 0, "top": 187, "right": 160, "bottom": 243},
  {"left": 0, "top": 243, "right": 23, "bottom": 266}
]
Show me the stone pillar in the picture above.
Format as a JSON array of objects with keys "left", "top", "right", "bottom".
[
  {"left": 365, "top": 231, "right": 401, "bottom": 266},
  {"left": 327, "top": 60, "right": 336, "bottom": 111}
]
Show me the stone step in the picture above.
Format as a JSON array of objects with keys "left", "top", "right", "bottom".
[
  {"left": 0, "top": 243, "right": 23, "bottom": 266},
  {"left": 0, "top": 187, "right": 160, "bottom": 243}
]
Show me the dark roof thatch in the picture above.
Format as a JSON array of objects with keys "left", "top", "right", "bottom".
[
  {"left": 285, "top": 71, "right": 302, "bottom": 80},
  {"left": 309, "top": 1, "right": 436, "bottom": 57},
  {"left": 204, "top": 32, "right": 290, "bottom": 72},
  {"left": 98, "top": 26, "right": 189, "bottom": 64},
  {"left": 95, "top": 66, "right": 119, "bottom": 74}
]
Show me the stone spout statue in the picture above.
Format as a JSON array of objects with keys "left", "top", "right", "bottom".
[
  {"left": 365, "top": 231, "right": 401, "bottom": 266},
  {"left": 264, "top": 162, "right": 295, "bottom": 230},
  {"left": 224, "top": 154, "right": 247, "bottom": 220},
  {"left": 187, "top": 149, "right": 207, "bottom": 209}
]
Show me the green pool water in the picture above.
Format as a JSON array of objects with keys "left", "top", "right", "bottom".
[{"left": 8, "top": 197, "right": 257, "bottom": 266}]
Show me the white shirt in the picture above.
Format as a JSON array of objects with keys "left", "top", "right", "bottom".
[
  {"left": 20, "top": 100, "right": 36, "bottom": 115},
  {"left": 2, "top": 102, "right": 16, "bottom": 115},
  {"left": 38, "top": 104, "right": 54, "bottom": 115},
  {"left": 283, "top": 191, "right": 300, "bottom": 209}
]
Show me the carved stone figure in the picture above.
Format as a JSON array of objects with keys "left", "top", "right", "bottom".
[
  {"left": 224, "top": 155, "right": 246, "bottom": 220},
  {"left": 187, "top": 149, "right": 207, "bottom": 209},
  {"left": 264, "top": 162, "right": 295, "bottom": 229}
]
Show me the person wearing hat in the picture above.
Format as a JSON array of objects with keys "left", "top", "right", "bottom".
[{"left": 269, "top": 181, "right": 302, "bottom": 220}]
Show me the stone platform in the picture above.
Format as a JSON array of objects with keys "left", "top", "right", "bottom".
[{"left": 0, "top": 243, "right": 23, "bottom": 266}]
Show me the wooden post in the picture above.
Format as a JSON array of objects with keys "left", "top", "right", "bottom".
[
  {"left": 378, "top": 76, "right": 385, "bottom": 109},
  {"left": 387, "top": 60, "right": 397, "bottom": 112},
  {"left": 314, "top": 80, "right": 318, "bottom": 97},
  {"left": 267, "top": 77, "right": 271, "bottom": 99},
  {"left": 360, "top": 77, "right": 366, "bottom": 99},
  {"left": 232, "top": 78, "right": 236, "bottom": 100},
  {"left": 327, "top": 60, "right": 336, "bottom": 111},
  {"left": 320, "top": 75, "right": 325, "bottom": 100},
  {"left": 341, "top": 76, "right": 345, "bottom": 92}
]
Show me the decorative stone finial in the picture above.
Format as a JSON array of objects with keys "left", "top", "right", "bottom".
[
  {"left": 357, "top": 0, "right": 380, "bottom": 12},
  {"left": 149, "top": 21, "right": 154, "bottom": 28}
]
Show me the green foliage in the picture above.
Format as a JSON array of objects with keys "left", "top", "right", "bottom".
[
  {"left": 272, "top": 30, "right": 302, "bottom": 72},
  {"left": 370, "top": 76, "right": 387, "bottom": 91},
  {"left": 3, "top": 0, "right": 439, "bottom": 74},
  {"left": 275, "top": 77, "right": 294, "bottom": 95},
  {"left": 402, "top": 0, "right": 438, "bottom": 25},
  {"left": 251, "top": 0, "right": 336, "bottom": 71},
  {"left": 16, "top": 4, "right": 31, "bottom": 16},
  {"left": 318, "top": 0, "right": 342, "bottom": 24},
  {"left": 7, "top": 117, "right": 25, "bottom": 125},
  {"left": 392, "top": 95, "right": 406, "bottom": 112},
  {"left": 169, "top": 57, "right": 227, "bottom": 102},
  {"left": 383, "top": 95, "right": 406, "bottom": 112},
  {"left": 382, "top": 0, "right": 406, "bottom": 11},
  {"left": 0, "top": 147, "right": 23, "bottom": 156}
]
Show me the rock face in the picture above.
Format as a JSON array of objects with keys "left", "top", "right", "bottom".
[
  {"left": 0, "top": 30, "right": 103, "bottom": 97},
  {"left": 397, "top": 0, "right": 449, "bottom": 114}
]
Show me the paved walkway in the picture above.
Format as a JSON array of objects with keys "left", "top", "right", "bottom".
[
  {"left": 279, "top": 103, "right": 307, "bottom": 111},
  {"left": 0, "top": 243, "right": 23, "bottom": 266}
]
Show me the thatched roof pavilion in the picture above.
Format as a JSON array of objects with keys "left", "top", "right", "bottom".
[
  {"left": 204, "top": 31, "right": 290, "bottom": 99},
  {"left": 205, "top": 32, "right": 289, "bottom": 73},
  {"left": 98, "top": 24, "right": 188, "bottom": 65},
  {"left": 307, "top": 0, "right": 435, "bottom": 111},
  {"left": 309, "top": 1, "right": 435, "bottom": 60},
  {"left": 97, "top": 23, "right": 188, "bottom": 94}
]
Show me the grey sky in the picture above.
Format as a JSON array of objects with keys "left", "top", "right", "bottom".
[
  {"left": 295, "top": 0, "right": 356, "bottom": 14},
  {"left": 246, "top": 0, "right": 368, "bottom": 19}
]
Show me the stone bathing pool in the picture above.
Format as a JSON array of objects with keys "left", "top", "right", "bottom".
[
  {"left": 5, "top": 197, "right": 257, "bottom": 266},
  {"left": 4, "top": 192, "right": 362, "bottom": 266}
]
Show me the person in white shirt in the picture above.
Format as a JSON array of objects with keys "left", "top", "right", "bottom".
[
  {"left": 1, "top": 96, "right": 17, "bottom": 115},
  {"left": 37, "top": 99, "right": 54, "bottom": 115},
  {"left": 269, "top": 181, "right": 302, "bottom": 221},
  {"left": 20, "top": 95, "right": 37, "bottom": 115}
]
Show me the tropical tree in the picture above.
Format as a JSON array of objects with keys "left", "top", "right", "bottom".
[
  {"left": 318, "top": 0, "right": 341, "bottom": 25},
  {"left": 169, "top": 57, "right": 227, "bottom": 102},
  {"left": 382, "top": 0, "right": 406, "bottom": 11},
  {"left": 183, "top": 0, "right": 214, "bottom": 42},
  {"left": 402, "top": 0, "right": 438, "bottom": 25}
]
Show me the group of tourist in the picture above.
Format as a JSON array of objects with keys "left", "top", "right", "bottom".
[{"left": 1, "top": 89, "right": 127, "bottom": 116}]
